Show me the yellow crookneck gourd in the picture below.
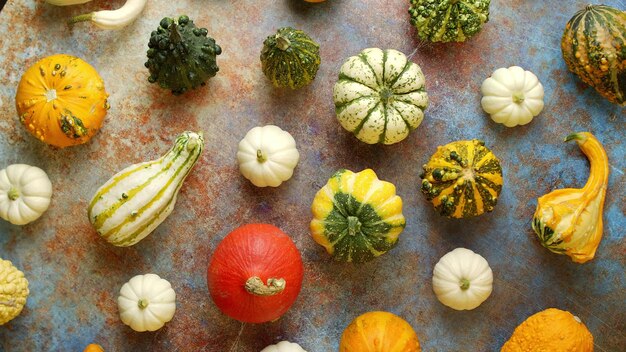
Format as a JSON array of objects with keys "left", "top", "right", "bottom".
[{"left": 532, "top": 132, "right": 609, "bottom": 263}]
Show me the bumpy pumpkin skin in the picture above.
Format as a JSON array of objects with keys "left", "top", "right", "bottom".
[
  {"left": 0, "top": 258, "right": 29, "bottom": 325},
  {"left": 340, "top": 311, "right": 421, "bottom": 352},
  {"left": 261, "top": 27, "right": 321, "bottom": 89},
  {"left": 561, "top": 5, "right": 626, "bottom": 106},
  {"left": 501, "top": 308, "right": 593, "bottom": 352},
  {"left": 310, "top": 169, "right": 405, "bottom": 263},
  {"left": 15, "top": 54, "right": 109, "bottom": 148},
  {"left": 420, "top": 139, "right": 502, "bottom": 218},
  {"left": 408, "top": 0, "right": 491, "bottom": 43}
]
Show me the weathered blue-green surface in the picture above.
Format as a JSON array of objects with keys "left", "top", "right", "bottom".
[{"left": 0, "top": 0, "right": 624, "bottom": 351}]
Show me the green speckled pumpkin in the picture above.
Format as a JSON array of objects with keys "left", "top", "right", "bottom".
[
  {"left": 408, "top": 0, "right": 491, "bottom": 43},
  {"left": 260, "top": 27, "right": 321, "bottom": 89},
  {"left": 310, "top": 169, "right": 406, "bottom": 263},
  {"left": 561, "top": 5, "right": 626, "bottom": 106},
  {"left": 420, "top": 139, "right": 502, "bottom": 218}
]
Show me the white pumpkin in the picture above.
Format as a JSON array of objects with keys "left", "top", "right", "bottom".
[
  {"left": 0, "top": 164, "right": 52, "bottom": 225},
  {"left": 480, "top": 66, "right": 545, "bottom": 127},
  {"left": 260, "top": 341, "right": 308, "bottom": 352},
  {"left": 432, "top": 248, "right": 493, "bottom": 311},
  {"left": 333, "top": 48, "right": 428, "bottom": 145},
  {"left": 237, "top": 125, "right": 300, "bottom": 187},
  {"left": 118, "top": 274, "right": 176, "bottom": 332}
]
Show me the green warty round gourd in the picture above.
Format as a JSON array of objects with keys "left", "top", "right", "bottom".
[
  {"left": 261, "top": 27, "right": 321, "bottom": 89},
  {"left": 408, "top": 0, "right": 491, "bottom": 43},
  {"left": 145, "top": 16, "right": 222, "bottom": 95}
]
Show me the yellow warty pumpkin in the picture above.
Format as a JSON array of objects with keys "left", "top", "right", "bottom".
[
  {"left": 339, "top": 311, "right": 421, "bottom": 352},
  {"left": 501, "top": 308, "right": 593, "bottom": 352},
  {"left": 15, "top": 54, "right": 109, "bottom": 148},
  {"left": 0, "top": 258, "right": 29, "bottom": 325}
]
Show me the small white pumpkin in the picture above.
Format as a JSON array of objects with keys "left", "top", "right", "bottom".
[
  {"left": 432, "top": 248, "right": 493, "bottom": 311},
  {"left": 260, "top": 341, "right": 308, "bottom": 352},
  {"left": 0, "top": 164, "right": 52, "bottom": 225},
  {"left": 481, "top": 66, "right": 544, "bottom": 127},
  {"left": 118, "top": 274, "right": 176, "bottom": 332},
  {"left": 237, "top": 125, "right": 300, "bottom": 187}
]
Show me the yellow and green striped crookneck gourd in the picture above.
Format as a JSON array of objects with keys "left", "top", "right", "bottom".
[
  {"left": 420, "top": 139, "right": 503, "bottom": 218},
  {"left": 310, "top": 169, "right": 405, "bottom": 263},
  {"left": 88, "top": 131, "right": 203, "bottom": 247},
  {"left": 532, "top": 132, "right": 609, "bottom": 264}
]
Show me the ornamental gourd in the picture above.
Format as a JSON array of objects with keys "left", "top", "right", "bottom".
[
  {"left": 207, "top": 224, "right": 304, "bottom": 323},
  {"left": 310, "top": 169, "right": 406, "bottom": 263},
  {"left": 532, "top": 132, "right": 609, "bottom": 264},
  {"left": 83, "top": 344, "right": 104, "bottom": 352},
  {"left": 0, "top": 258, "right": 29, "bottom": 325},
  {"left": 261, "top": 27, "right": 321, "bottom": 89},
  {"left": 334, "top": 48, "right": 428, "bottom": 145},
  {"left": 15, "top": 54, "right": 109, "bottom": 148},
  {"left": 432, "top": 248, "right": 493, "bottom": 310},
  {"left": 261, "top": 341, "right": 308, "bottom": 352},
  {"left": 118, "top": 274, "right": 176, "bottom": 332},
  {"left": 146, "top": 16, "right": 222, "bottom": 95},
  {"left": 481, "top": 66, "right": 545, "bottom": 127},
  {"left": 561, "top": 5, "right": 626, "bottom": 106},
  {"left": 339, "top": 311, "right": 421, "bottom": 352},
  {"left": 237, "top": 125, "right": 300, "bottom": 187},
  {"left": 420, "top": 139, "right": 503, "bottom": 218},
  {"left": 0, "top": 164, "right": 53, "bottom": 225},
  {"left": 501, "top": 308, "right": 593, "bottom": 352},
  {"left": 68, "top": 0, "right": 147, "bottom": 30},
  {"left": 409, "top": 0, "right": 491, "bottom": 43},
  {"left": 88, "top": 132, "right": 203, "bottom": 247}
]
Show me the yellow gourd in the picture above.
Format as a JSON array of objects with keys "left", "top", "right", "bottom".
[
  {"left": 83, "top": 344, "right": 105, "bottom": 352},
  {"left": 532, "top": 132, "right": 609, "bottom": 263},
  {"left": 0, "top": 258, "right": 29, "bottom": 325},
  {"left": 15, "top": 54, "right": 109, "bottom": 148},
  {"left": 339, "top": 311, "right": 421, "bottom": 352},
  {"left": 501, "top": 308, "right": 593, "bottom": 352}
]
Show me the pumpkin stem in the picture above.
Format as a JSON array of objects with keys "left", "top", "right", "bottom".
[
  {"left": 187, "top": 135, "right": 199, "bottom": 151},
  {"left": 67, "top": 13, "right": 94, "bottom": 26},
  {"left": 8, "top": 188, "right": 19, "bottom": 201},
  {"left": 170, "top": 22, "right": 183, "bottom": 44},
  {"left": 460, "top": 278, "right": 470, "bottom": 290},
  {"left": 512, "top": 92, "right": 525, "bottom": 104},
  {"left": 379, "top": 87, "right": 395, "bottom": 105},
  {"left": 347, "top": 216, "right": 362, "bottom": 237},
  {"left": 137, "top": 298, "right": 149, "bottom": 309},
  {"left": 275, "top": 35, "right": 291, "bottom": 51},
  {"left": 564, "top": 132, "right": 585, "bottom": 142},
  {"left": 585, "top": 4, "right": 594, "bottom": 11},
  {"left": 256, "top": 149, "right": 267, "bottom": 163},
  {"left": 245, "top": 277, "right": 286, "bottom": 296}
]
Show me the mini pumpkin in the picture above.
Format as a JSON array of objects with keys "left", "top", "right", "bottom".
[
  {"left": 261, "top": 341, "right": 307, "bottom": 352},
  {"left": 408, "top": 0, "right": 491, "bottom": 42},
  {"left": 340, "top": 311, "right": 421, "bottom": 352},
  {"left": 15, "top": 54, "right": 109, "bottom": 148},
  {"left": 261, "top": 27, "right": 321, "bottom": 89},
  {"left": 237, "top": 125, "right": 300, "bottom": 187},
  {"left": 83, "top": 344, "right": 104, "bottom": 352},
  {"left": 333, "top": 48, "right": 428, "bottom": 144},
  {"left": 0, "top": 258, "right": 29, "bottom": 325},
  {"left": 0, "top": 164, "right": 53, "bottom": 225},
  {"left": 118, "top": 274, "right": 176, "bottom": 332},
  {"left": 311, "top": 169, "right": 405, "bottom": 263},
  {"left": 420, "top": 139, "right": 503, "bottom": 218}
]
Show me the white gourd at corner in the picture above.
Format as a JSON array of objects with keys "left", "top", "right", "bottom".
[
  {"left": 260, "top": 341, "right": 308, "bottom": 352},
  {"left": 432, "top": 248, "right": 493, "bottom": 311},
  {"left": 237, "top": 125, "right": 300, "bottom": 188},
  {"left": 0, "top": 164, "right": 52, "bottom": 225},
  {"left": 61, "top": 0, "right": 148, "bottom": 30},
  {"left": 118, "top": 274, "right": 176, "bottom": 332},
  {"left": 481, "top": 66, "right": 545, "bottom": 127}
]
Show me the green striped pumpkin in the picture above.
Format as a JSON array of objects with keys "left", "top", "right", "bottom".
[
  {"left": 561, "top": 5, "right": 626, "bottom": 106},
  {"left": 260, "top": 27, "right": 321, "bottom": 89},
  {"left": 87, "top": 131, "right": 204, "bottom": 247},
  {"left": 420, "top": 139, "right": 503, "bottom": 218}
]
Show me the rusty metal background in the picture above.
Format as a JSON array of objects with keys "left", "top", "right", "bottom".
[{"left": 0, "top": 0, "right": 625, "bottom": 351}]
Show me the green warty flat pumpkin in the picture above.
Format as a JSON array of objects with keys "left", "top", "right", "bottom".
[
  {"left": 146, "top": 16, "right": 222, "bottom": 95},
  {"left": 261, "top": 27, "right": 321, "bottom": 89},
  {"left": 420, "top": 139, "right": 502, "bottom": 218},
  {"left": 408, "top": 0, "right": 491, "bottom": 43},
  {"left": 561, "top": 5, "right": 626, "bottom": 106}
]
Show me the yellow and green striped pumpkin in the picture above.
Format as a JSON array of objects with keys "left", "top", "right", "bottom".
[
  {"left": 310, "top": 169, "right": 406, "bottom": 263},
  {"left": 87, "top": 131, "right": 203, "bottom": 247},
  {"left": 420, "top": 139, "right": 503, "bottom": 218}
]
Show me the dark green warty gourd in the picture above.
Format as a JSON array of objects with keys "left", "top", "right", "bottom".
[
  {"left": 408, "top": 0, "right": 491, "bottom": 43},
  {"left": 145, "top": 16, "right": 222, "bottom": 95},
  {"left": 260, "top": 27, "right": 321, "bottom": 89}
]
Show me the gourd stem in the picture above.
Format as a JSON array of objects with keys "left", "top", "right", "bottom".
[
  {"left": 347, "top": 216, "right": 361, "bottom": 237},
  {"left": 137, "top": 298, "right": 149, "bottom": 309},
  {"left": 512, "top": 92, "right": 525, "bottom": 104},
  {"left": 187, "top": 136, "right": 199, "bottom": 151},
  {"left": 275, "top": 35, "right": 291, "bottom": 51},
  {"left": 67, "top": 13, "right": 94, "bottom": 26},
  {"left": 8, "top": 188, "right": 19, "bottom": 201},
  {"left": 585, "top": 4, "right": 594, "bottom": 11},
  {"left": 460, "top": 278, "right": 470, "bottom": 290},
  {"left": 245, "top": 277, "right": 286, "bottom": 296},
  {"left": 256, "top": 150, "right": 267, "bottom": 163},
  {"left": 170, "top": 23, "right": 183, "bottom": 43}
]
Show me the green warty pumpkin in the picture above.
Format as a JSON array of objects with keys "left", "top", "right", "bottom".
[
  {"left": 408, "top": 0, "right": 491, "bottom": 43},
  {"left": 261, "top": 27, "right": 321, "bottom": 89},
  {"left": 145, "top": 16, "right": 222, "bottom": 95}
]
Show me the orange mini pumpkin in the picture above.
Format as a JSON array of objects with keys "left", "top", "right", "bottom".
[
  {"left": 15, "top": 54, "right": 109, "bottom": 148},
  {"left": 339, "top": 311, "right": 421, "bottom": 352},
  {"left": 83, "top": 344, "right": 104, "bottom": 352}
]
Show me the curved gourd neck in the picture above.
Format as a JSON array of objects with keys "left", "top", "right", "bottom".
[{"left": 565, "top": 133, "right": 609, "bottom": 195}]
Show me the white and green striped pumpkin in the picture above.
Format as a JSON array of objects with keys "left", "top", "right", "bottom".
[
  {"left": 88, "top": 131, "right": 203, "bottom": 247},
  {"left": 333, "top": 48, "right": 428, "bottom": 145}
]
